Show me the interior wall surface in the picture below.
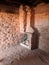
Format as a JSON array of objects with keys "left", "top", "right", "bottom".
[{"left": 35, "top": 3, "right": 49, "bottom": 52}]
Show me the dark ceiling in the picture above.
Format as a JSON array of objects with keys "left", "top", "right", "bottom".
[{"left": 0, "top": 0, "right": 49, "bottom": 6}]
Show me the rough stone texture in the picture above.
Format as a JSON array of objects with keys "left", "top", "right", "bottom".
[
  {"left": 0, "top": 4, "right": 20, "bottom": 48},
  {"left": 35, "top": 3, "right": 49, "bottom": 52}
]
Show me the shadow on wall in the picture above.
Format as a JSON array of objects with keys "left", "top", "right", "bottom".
[
  {"left": 31, "top": 27, "right": 40, "bottom": 50},
  {"left": 0, "top": 4, "right": 19, "bottom": 14}
]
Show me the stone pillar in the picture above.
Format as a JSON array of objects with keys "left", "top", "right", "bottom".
[
  {"left": 25, "top": 6, "right": 34, "bottom": 49},
  {"left": 19, "top": 5, "right": 25, "bottom": 33},
  {"left": 26, "top": 6, "right": 33, "bottom": 33}
]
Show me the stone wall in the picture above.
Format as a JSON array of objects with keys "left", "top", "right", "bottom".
[
  {"left": 0, "top": 4, "right": 20, "bottom": 48},
  {"left": 35, "top": 3, "right": 49, "bottom": 52}
]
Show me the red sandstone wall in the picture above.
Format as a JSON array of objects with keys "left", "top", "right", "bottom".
[
  {"left": 35, "top": 3, "right": 49, "bottom": 52},
  {"left": 0, "top": 4, "right": 20, "bottom": 48}
]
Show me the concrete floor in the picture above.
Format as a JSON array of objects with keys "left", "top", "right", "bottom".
[{"left": 0, "top": 44, "right": 49, "bottom": 65}]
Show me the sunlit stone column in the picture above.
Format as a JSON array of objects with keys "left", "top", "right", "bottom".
[
  {"left": 25, "top": 6, "right": 34, "bottom": 49},
  {"left": 26, "top": 6, "right": 34, "bottom": 33},
  {"left": 19, "top": 5, "right": 25, "bottom": 33},
  {"left": 19, "top": 5, "right": 34, "bottom": 50}
]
